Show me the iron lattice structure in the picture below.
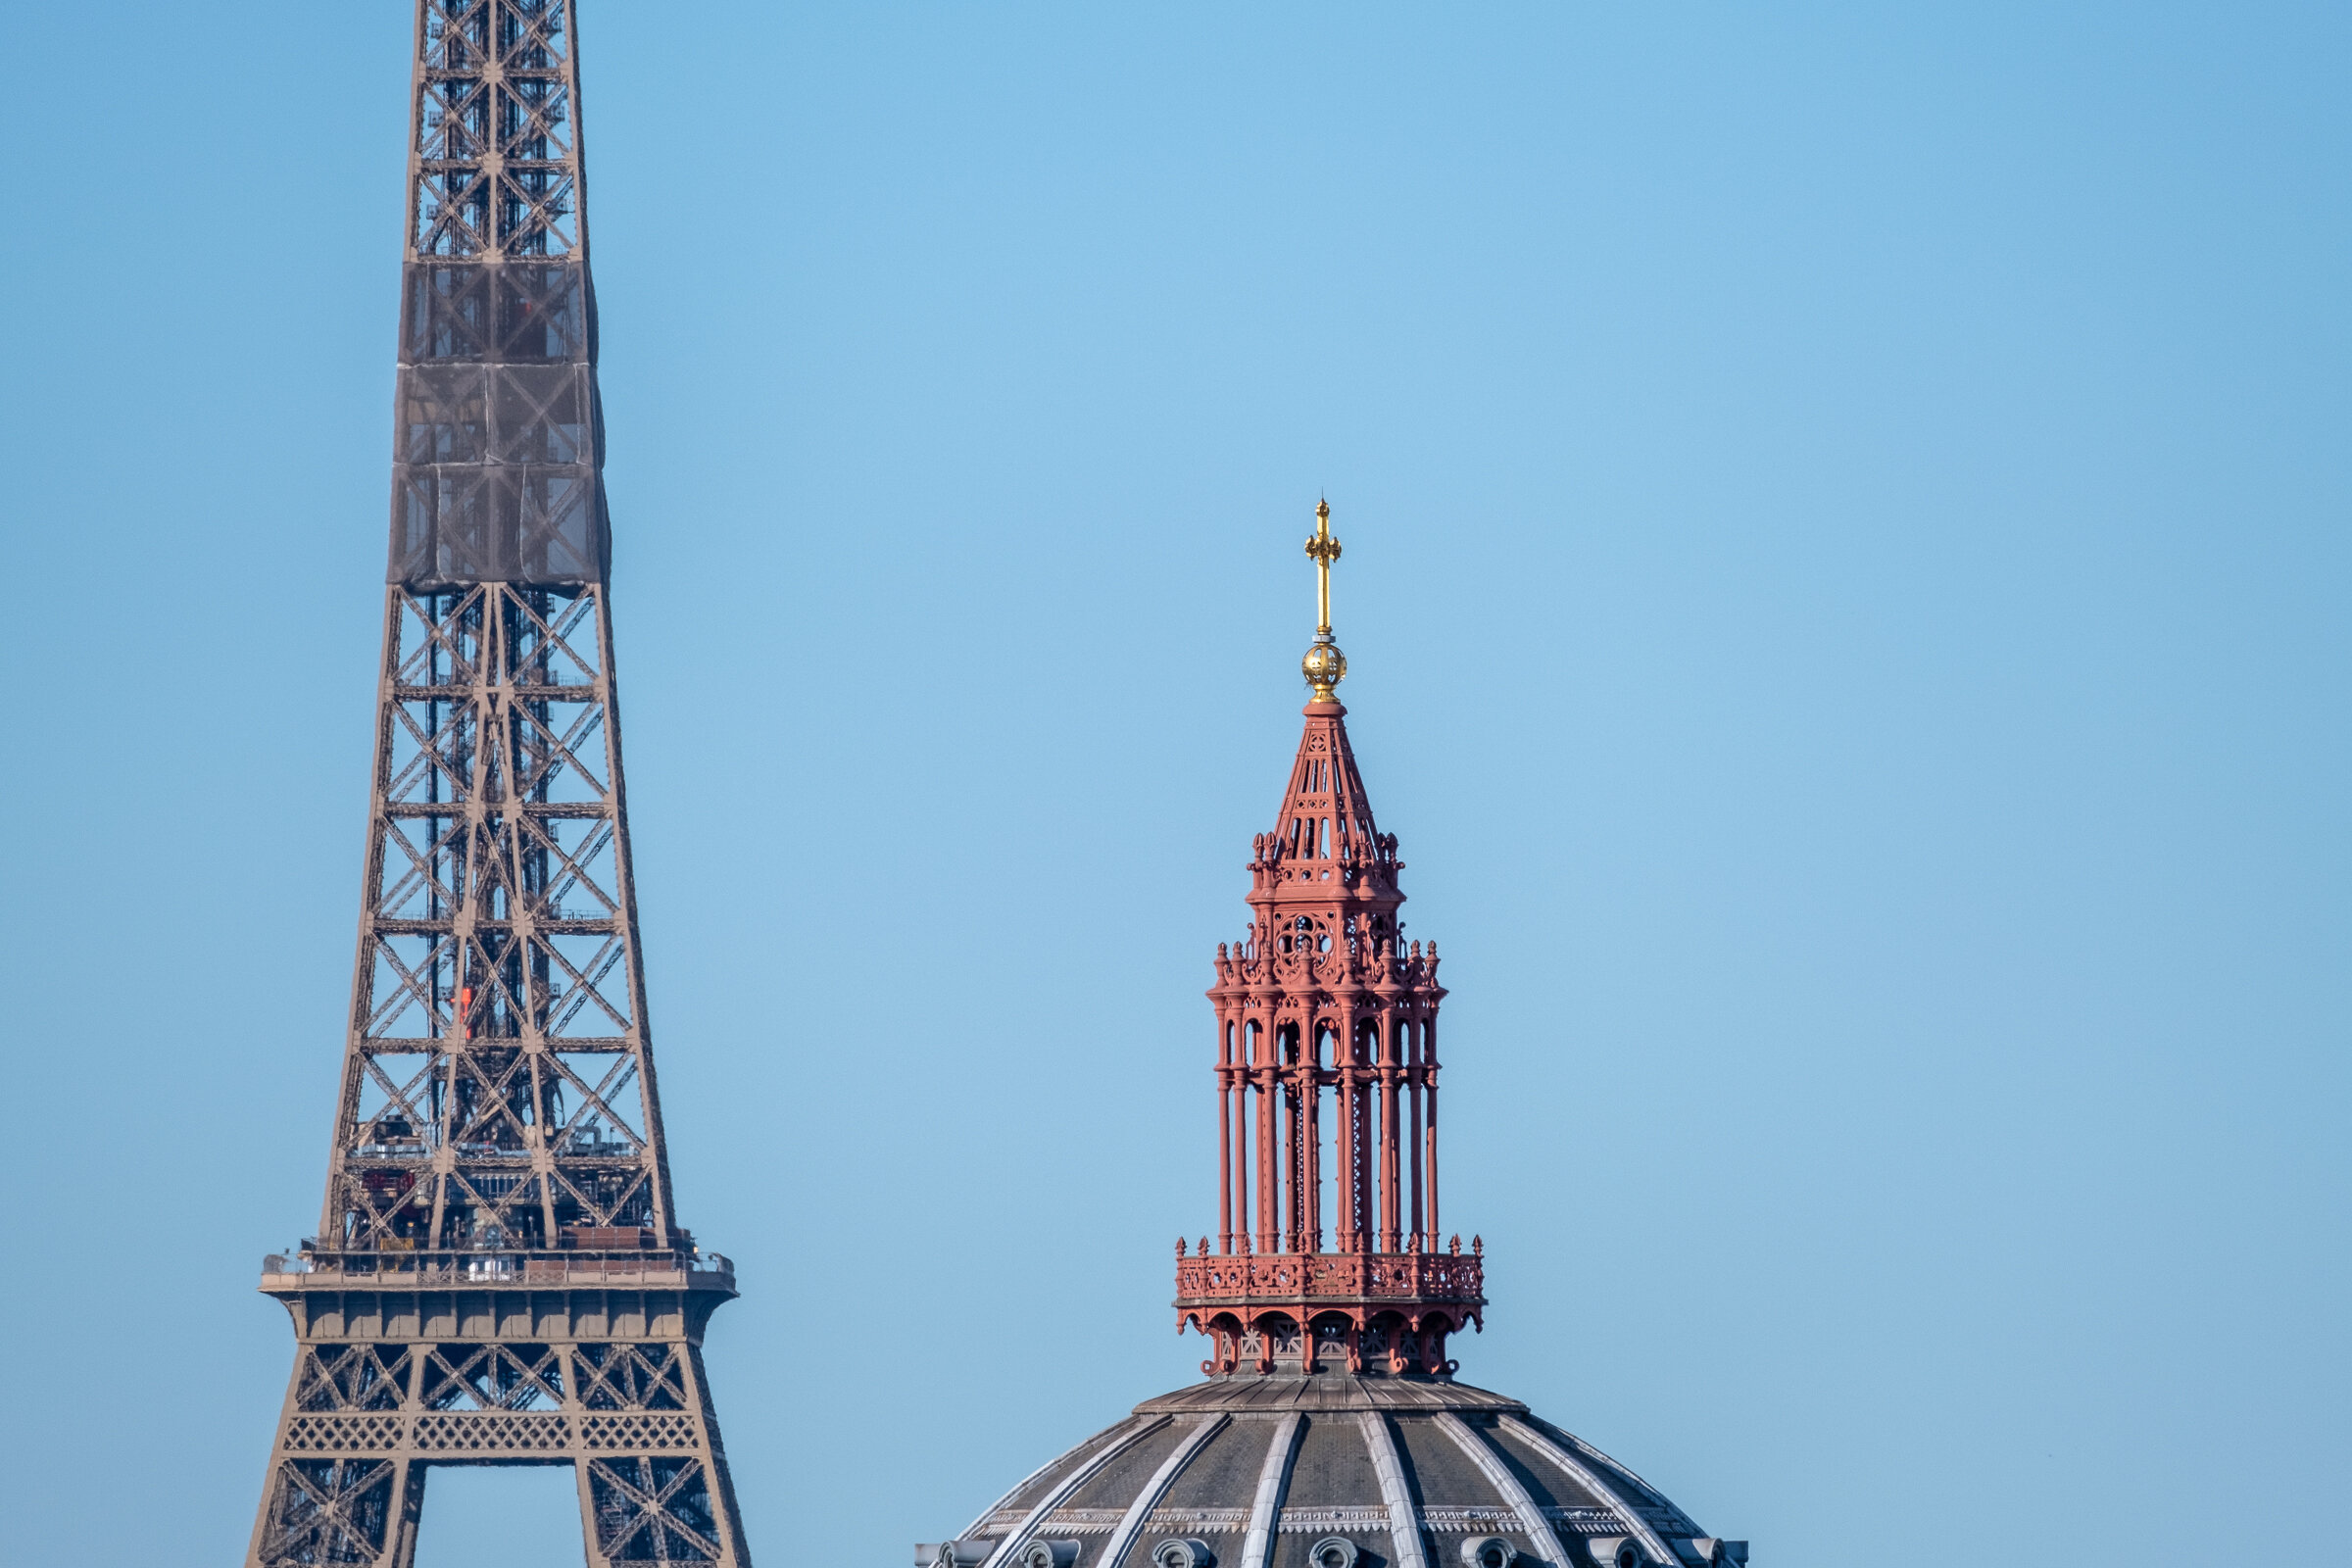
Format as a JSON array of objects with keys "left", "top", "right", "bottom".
[{"left": 246, "top": 5, "right": 751, "bottom": 1564}]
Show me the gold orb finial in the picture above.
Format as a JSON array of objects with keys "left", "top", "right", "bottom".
[
  {"left": 1301, "top": 635, "right": 1348, "bottom": 701},
  {"left": 1302, "top": 499, "right": 1346, "bottom": 702}
]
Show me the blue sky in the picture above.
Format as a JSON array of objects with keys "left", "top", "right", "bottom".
[{"left": 0, "top": 4, "right": 2345, "bottom": 1565}]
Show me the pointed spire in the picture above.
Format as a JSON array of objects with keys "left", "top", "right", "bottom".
[{"left": 1258, "top": 699, "right": 1399, "bottom": 908}]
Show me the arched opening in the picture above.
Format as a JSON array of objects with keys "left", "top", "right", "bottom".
[
  {"left": 1307, "top": 1311, "right": 1354, "bottom": 1371},
  {"left": 411, "top": 1462, "right": 584, "bottom": 1568},
  {"left": 1248, "top": 1312, "right": 1299, "bottom": 1371},
  {"left": 1204, "top": 1311, "right": 1247, "bottom": 1373}
]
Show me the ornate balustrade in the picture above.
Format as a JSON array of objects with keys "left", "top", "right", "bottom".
[{"left": 1175, "top": 1250, "right": 1482, "bottom": 1305}]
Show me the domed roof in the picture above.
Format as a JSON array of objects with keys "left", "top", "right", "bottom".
[{"left": 918, "top": 1372, "right": 1745, "bottom": 1568}]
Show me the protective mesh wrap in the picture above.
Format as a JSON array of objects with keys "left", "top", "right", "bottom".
[{"left": 387, "top": 260, "right": 609, "bottom": 587}]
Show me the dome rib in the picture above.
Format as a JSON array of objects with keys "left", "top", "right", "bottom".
[
  {"left": 1435, "top": 1411, "right": 1574, "bottom": 1567},
  {"left": 1499, "top": 1414, "right": 1676, "bottom": 1565},
  {"left": 1237, "top": 1412, "right": 1301, "bottom": 1568},
  {"left": 1354, "top": 1411, "right": 1432, "bottom": 1568},
  {"left": 978, "top": 1416, "right": 1170, "bottom": 1568},
  {"left": 1099, "top": 1415, "right": 1227, "bottom": 1568},
  {"left": 958, "top": 1423, "right": 1125, "bottom": 1544}
]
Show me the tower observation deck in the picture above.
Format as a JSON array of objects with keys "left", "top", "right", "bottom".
[{"left": 243, "top": 6, "right": 752, "bottom": 1565}]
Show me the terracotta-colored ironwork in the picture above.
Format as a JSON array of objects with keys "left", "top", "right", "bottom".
[
  {"left": 921, "top": 514, "right": 1749, "bottom": 1568},
  {"left": 1178, "top": 504, "right": 1486, "bottom": 1379},
  {"left": 243, "top": 6, "right": 751, "bottom": 1565},
  {"left": 1174, "top": 1243, "right": 1483, "bottom": 1304}
]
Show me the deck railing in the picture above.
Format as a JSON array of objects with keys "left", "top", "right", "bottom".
[{"left": 261, "top": 1247, "right": 736, "bottom": 1290}]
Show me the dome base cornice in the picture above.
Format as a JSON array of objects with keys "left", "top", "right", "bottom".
[{"left": 1134, "top": 1371, "right": 1526, "bottom": 1416}]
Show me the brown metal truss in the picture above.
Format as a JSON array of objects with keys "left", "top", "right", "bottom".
[
  {"left": 247, "top": 5, "right": 751, "bottom": 1564},
  {"left": 252, "top": 1279, "right": 745, "bottom": 1567}
]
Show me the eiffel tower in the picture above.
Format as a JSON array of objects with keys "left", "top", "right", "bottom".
[{"left": 245, "top": 5, "right": 752, "bottom": 1563}]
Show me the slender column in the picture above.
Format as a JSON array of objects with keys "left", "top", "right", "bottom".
[
  {"left": 1422, "top": 1012, "right": 1441, "bottom": 1241},
  {"left": 1284, "top": 1070, "right": 1304, "bottom": 1251},
  {"left": 1289, "top": 1041, "right": 1308, "bottom": 1252},
  {"left": 1255, "top": 1021, "right": 1280, "bottom": 1252},
  {"left": 1360, "top": 1049, "right": 1376, "bottom": 1250},
  {"left": 1217, "top": 1014, "right": 1234, "bottom": 1252},
  {"left": 1365, "top": 1013, "right": 1382, "bottom": 1250},
  {"left": 1231, "top": 1082, "right": 1248, "bottom": 1252},
  {"left": 1345, "top": 1020, "right": 1364, "bottom": 1250},
  {"left": 1332, "top": 1013, "right": 1355, "bottom": 1251},
  {"left": 1332, "top": 1023, "right": 1352, "bottom": 1252},
  {"left": 1288, "top": 1063, "right": 1302, "bottom": 1255},
  {"left": 1407, "top": 1017, "right": 1425, "bottom": 1249},
  {"left": 1350, "top": 1023, "right": 1371, "bottom": 1252},
  {"left": 1233, "top": 1024, "right": 1251, "bottom": 1253},
  {"left": 1300, "top": 1039, "right": 1322, "bottom": 1252},
  {"left": 1379, "top": 1011, "right": 1402, "bottom": 1252}
]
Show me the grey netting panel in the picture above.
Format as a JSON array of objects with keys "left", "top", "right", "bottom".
[
  {"left": 389, "top": 465, "right": 606, "bottom": 586},
  {"left": 492, "top": 364, "right": 593, "bottom": 464},
  {"left": 388, "top": 259, "right": 606, "bottom": 587},
  {"left": 401, "top": 262, "right": 595, "bottom": 365},
  {"left": 398, "top": 365, "right": 489, "bottom": 464}
]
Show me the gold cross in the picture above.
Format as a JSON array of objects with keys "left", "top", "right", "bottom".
[{"left": 1304, "top": 498, "right": 1343, "bottom": 635}]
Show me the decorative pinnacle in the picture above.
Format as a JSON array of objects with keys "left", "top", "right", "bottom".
[{"left": 1301, "top": 499, "right": 1348, "bottom": 702}]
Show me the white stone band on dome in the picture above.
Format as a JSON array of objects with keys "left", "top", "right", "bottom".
[
  {"left": 1100, "top": 1416, "right": 1228, "bottom": 1568},
  {"left": 1239, "top": 1411, "right": 1303, "bottom": 1568},
  {"left": 1355, "top": 1411, "right": 1432, "bottom": 1568},
  {"left": 980, "top": 1417, "right": 1171, "bottom": 1568},
  {"left": 1434, "top": 1413, "right": 1573, "bottom": 1568},
  {"left": 959, "top": 1422, "right": 1120, "bottom": 1544},
  {"left": 1496, "top": 1416, "right": 1676, "bottom": 1567}
]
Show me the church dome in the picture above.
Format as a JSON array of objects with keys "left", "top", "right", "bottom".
[
  {"left": 921, "top": 515, "right": 1747, "bottom": 1568},
  {"left": 921, "top": 1372, "right": 1743, "bottom": 1568}
]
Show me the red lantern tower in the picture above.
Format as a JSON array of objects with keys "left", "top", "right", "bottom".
[
  {"left": 1176, "top": 501, "right": 1487, "bottom": 1378},
  {"left": 924, "top": 509, "right": 1747, "bottom": 1568}
]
